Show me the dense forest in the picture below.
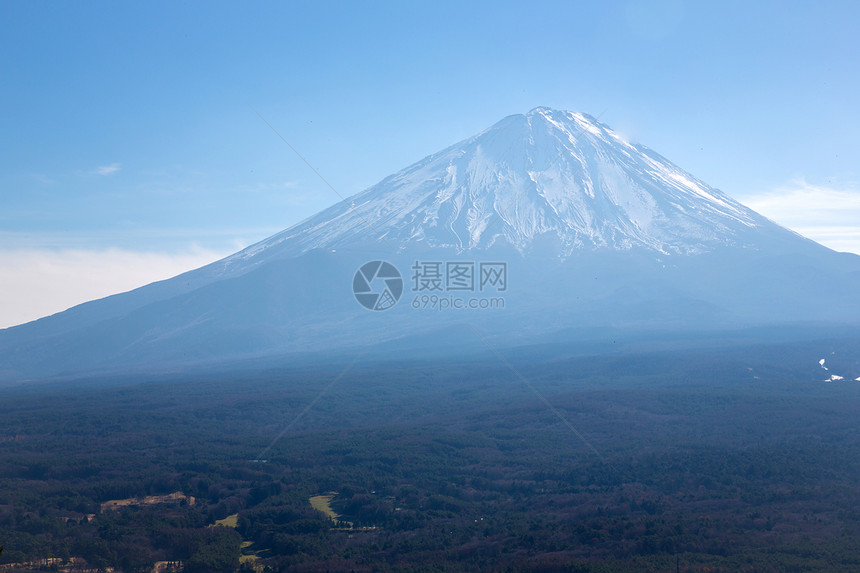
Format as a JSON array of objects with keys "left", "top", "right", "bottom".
[{"left": 2, "top": 338, "right": 860, "bottom": 571}]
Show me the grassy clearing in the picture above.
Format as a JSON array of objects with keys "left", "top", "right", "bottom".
[
  {"left": 239, "top": 541, "right": 265, "bottom": 572},
  {"left": 309, "top": 493, "right": 352, "bottom": 527},
  {"left": 211, "top": 513, "right": 238, "bottom": 528}
]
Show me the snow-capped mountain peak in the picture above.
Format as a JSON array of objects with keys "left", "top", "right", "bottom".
[{"left": 229, "top": 107, "right": 773, "bottom": 266}]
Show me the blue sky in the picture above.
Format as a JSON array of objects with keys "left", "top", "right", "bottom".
[{"left": 2, "top": 0, "right": 859, "bottom": 327}]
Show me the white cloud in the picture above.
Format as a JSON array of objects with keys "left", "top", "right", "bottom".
[
  {"left": 0, "top": 247, "right": 231, "bottom": 329},
  {"left": 741, "top": 179, "right": 860, "bottom": 255},
  {"left": 94, "top": 163, "right": 122, "bottom": 176}
]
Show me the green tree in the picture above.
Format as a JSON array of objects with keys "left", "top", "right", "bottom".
[{"left": 185, "top": 528, "right": 241, "bottom": 573}]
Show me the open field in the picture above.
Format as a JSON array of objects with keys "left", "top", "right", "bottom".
[
  {"left": 309, "top": 494, "right": 346, "bottom": 525},
  {"left": 212, "top": 513, "right": 238, "bottom": 528}
]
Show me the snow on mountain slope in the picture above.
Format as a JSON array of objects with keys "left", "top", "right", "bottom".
[
  {"left": 0, "top": 107, "right": 825, "bottom": 345},
  {"left": 3, "top": 107, "right": 859, "bottom": 382},
  {"left": 223, "top": 107, "right": 777, "bottom": 272}
]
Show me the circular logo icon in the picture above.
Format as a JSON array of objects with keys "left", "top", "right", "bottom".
[{"left": 352, "top": 261, "right": 403, "bottom": 311}]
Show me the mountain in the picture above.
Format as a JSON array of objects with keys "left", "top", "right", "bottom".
[
  {"left": 223, "top": 107, "right": 786, "bottom": 261},
  {"left": 2, "top": 107, "right": 860, "bottom": 383}
]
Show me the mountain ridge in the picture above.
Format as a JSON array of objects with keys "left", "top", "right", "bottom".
[{"left": 2, "top": 107, "right": 858, "bottom": 383}]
